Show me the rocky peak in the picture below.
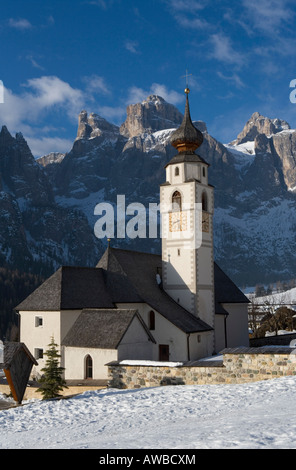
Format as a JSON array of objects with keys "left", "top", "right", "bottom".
[
  {"left": 120, "top": 95, "right": 184, "bottom": 138},
  {"left": 37, "top": 152, "right": 66, "bottom": 167},
  {"left": 0, "top": 125, "right": 15, "bottom": 146},
  {"left": 76, "top": 110, "right": 119, "bottom": 140},
  {"left": 235, "top": 112, "right": 290, "bottom": 145}
]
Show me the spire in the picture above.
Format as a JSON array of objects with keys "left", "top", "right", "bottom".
[{"left": 170, "top": 88, "right": 203, "bottom": 154}]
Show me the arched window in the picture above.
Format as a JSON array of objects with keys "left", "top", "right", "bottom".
[
  {"left": 85, "top": 355, "right": 93, "bottom": 379},
  {"left": 202, "top": 191, "right": 208, "bottom": 212},
  {"left": 175, "top": 166, "right": 180, "bottom": 176},
  {"left": 172, "top": 191, "right": 182, "bottom": 212},
  {"left": 149, "top": 310, "right": 155, "bottom": 330}
]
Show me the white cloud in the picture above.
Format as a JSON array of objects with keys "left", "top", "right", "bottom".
[
  {"left": 97, "top": 105, "right": 126, "bottom": 122},
  {"left": 25, "top": 55, "right": 45, "bottom": 70},
  {"left": 209, "top": 33, "right": 244, "bottom": 67},
  {"left": 86, "top": 0, "right": 116, "bottom": 9},
  {"left": 127, "top": 83, "right": 183, "bottom": 105},
  {"left": 242, "top": 0, "right": 294, "bottom": 34},
  {"left": 82, "top": 75, "right": 111, "bottom": 96},
  {"left": 217, "top": 71, "right": 246, "bottom": 89},
  {"left": 26, "top": 136, "right": 73, "bottom": 158},
  {"left": 22, "top": 76, "right": 85, "bottom": 121},
  {"left": 8, "top": 18, "right": 32, "bottom": 30},
  {"left": 168, "top": 0, "right": 208, "bottom": 13},
  {"left": 125, "top": 40, "right": 140, "bottom": 54},
  {"left": 0, "top": 76, "right": 87, "bottom": 156},
  {"left": 166, "top": 0, "right": 210, "bottom": 29}
]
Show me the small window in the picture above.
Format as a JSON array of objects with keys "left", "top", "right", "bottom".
[
  {"left": 177, "top": 249, "right": 181, "bottom": 256},
  {"left": 85, "top": 355, "right": 93, "bottom": 379},
  {"left": 34, "top": 348, "right": 43, "bottom": 359},
  {"left": 35, "top": 316, "right": 43, "bottom": 327},
  {"left": 175, "top": 167, "right": 180, "bottom": 176},
  {"left": 149, "top": 311, "right": 155, "bottom": 330},
  {"left": 202, "top": 191, "right": 208, "bottom": 212},
  {"left": 202, "top": 167, "right": 206, "bottom": 177}
]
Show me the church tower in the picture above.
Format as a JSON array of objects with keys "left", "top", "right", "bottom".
[{"left": 160, "top": 87, "right": 215, "bottom": 335}]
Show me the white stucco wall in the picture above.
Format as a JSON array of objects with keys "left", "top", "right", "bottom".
[
  {"left": 116, "top": 302, "right": 213, "bottom": 362},
  {"left": 63, "top": 347, "right": 117, "bottom": 380},
  {"left": 19, "top": 309, "right": 82, "bottom": 377},
  {"left": 118, "top": 315, "right": 154, "bottom": 361},
  {"left": 20, "top": 310, "right": 61, "bottom": 376},
  {"left": 214, "top": 304, "right": 249, "bottom": 354},
  {"left": 214, "top": 314, "right": 227, "bottom": 354},
  {"left": 222, "top": 303, "right": 249, "bottom": 348}
]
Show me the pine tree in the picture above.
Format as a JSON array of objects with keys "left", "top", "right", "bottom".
[{"left": 37, "top": 336, "right": 68, "bottom": 400}]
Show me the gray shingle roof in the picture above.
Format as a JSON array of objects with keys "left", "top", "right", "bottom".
[
  {"left": 62, "top": 309, "right": 155, "bottom": 349},
  {"left": 16, "top": 266, "right": 114, "bottom": 311},
  {"left": 97, "top": 247, "right": 212, "bottom": 333}
]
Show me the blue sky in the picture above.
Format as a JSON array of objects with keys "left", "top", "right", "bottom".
[{"left": 0, "top": 0, "right": 296, "bottom": 156}]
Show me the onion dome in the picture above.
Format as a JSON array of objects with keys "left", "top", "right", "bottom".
[{"left": 170, "top": 88, "right": 203, "bottom": 153}]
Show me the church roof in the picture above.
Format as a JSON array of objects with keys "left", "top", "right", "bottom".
[
  {"left": 62, "top": 309, "right": 155, "bottom": 349},
  {"left": 170, "top": 91, "right": 204, "bottom": 153},
  {"left": 97, "top": 247, "right": 212, "bottom": 333},
  {"left": 166, "top": 89, "right": 208, "bottom": 168},
  {"left": 164, "top": 151, "right": 208, "bottom": 168},
  {"left": 16, "top": 266, "right": 115, "bottom": 311},
  {"left": 16, "top": 247, "right": 248, "bottom": 333}
]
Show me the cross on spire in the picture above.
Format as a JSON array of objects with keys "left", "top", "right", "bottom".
[{"left": 181, "top": 70, "right": 192, "bottom": 94}]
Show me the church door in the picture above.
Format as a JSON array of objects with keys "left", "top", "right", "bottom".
[{"left": 159, "top": 345, "right": 169, "bottom": 362}]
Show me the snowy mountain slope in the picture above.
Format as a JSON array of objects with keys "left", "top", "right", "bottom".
[
  {"left": 43, "top": 101, "right": 296, "bottom": 285},
  {"left": 1, "top": 96, "right": 296, "bottom": 286},
  {"left": 249, "top": 285, "right": 296, "bottom": 308},
  {"left": 0, "top": 126, "right": 103, "bottom": 275}
]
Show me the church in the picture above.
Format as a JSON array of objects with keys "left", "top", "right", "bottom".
[{"left": 16, "top": 88, "right": 249, "bottom": 381}]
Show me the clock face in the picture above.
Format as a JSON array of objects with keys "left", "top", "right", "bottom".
[
  {"left": 169, "top": 211, "right": 187, "bottom": 232},
  {"left": 202, "top": 212, "right": 209, "bottom": 233}
]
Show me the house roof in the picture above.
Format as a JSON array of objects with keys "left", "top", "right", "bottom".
[
  {"left": 62, "top": 309, "right": 155, "bottom": 349},
  {"left": 16, "top": 247, "right": 248, "bottom": 334}
]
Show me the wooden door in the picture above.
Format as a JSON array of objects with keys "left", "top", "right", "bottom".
[{"left": 159, "top": 345, "right": 169, "bottom": 362}]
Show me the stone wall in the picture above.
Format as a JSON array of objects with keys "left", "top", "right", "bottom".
[{"left": 108, "top": 347, "right": 296, "bottom": 389}]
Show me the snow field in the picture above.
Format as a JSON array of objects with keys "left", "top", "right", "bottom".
[{"left": 1, "top": 375, "right": 296, "bottom": 449}]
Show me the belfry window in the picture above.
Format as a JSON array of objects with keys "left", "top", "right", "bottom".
[
  {"left": 175, "top": 166, "right": 180, "bottom": 176},
  {"left": 172, "top": 191, "right": 182, "bottom": 212},
  {"left": 202, "top": 191, "right": 208, "bottom": 212}
]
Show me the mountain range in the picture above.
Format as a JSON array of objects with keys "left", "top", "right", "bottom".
[{"left": 1, "top": 95, "right": 296, "bottom": 287}]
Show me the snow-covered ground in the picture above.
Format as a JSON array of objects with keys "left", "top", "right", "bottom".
[
  {"left": 250, "top": 287, "right": 296, "bottom": 308},
  {"left": 1, "top": 375, "right": 296, "bottom": 449}
]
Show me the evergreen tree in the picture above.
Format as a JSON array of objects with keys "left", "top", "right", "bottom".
[{"left": 37, "top": 336, "right": 68, "bottom": 400}]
